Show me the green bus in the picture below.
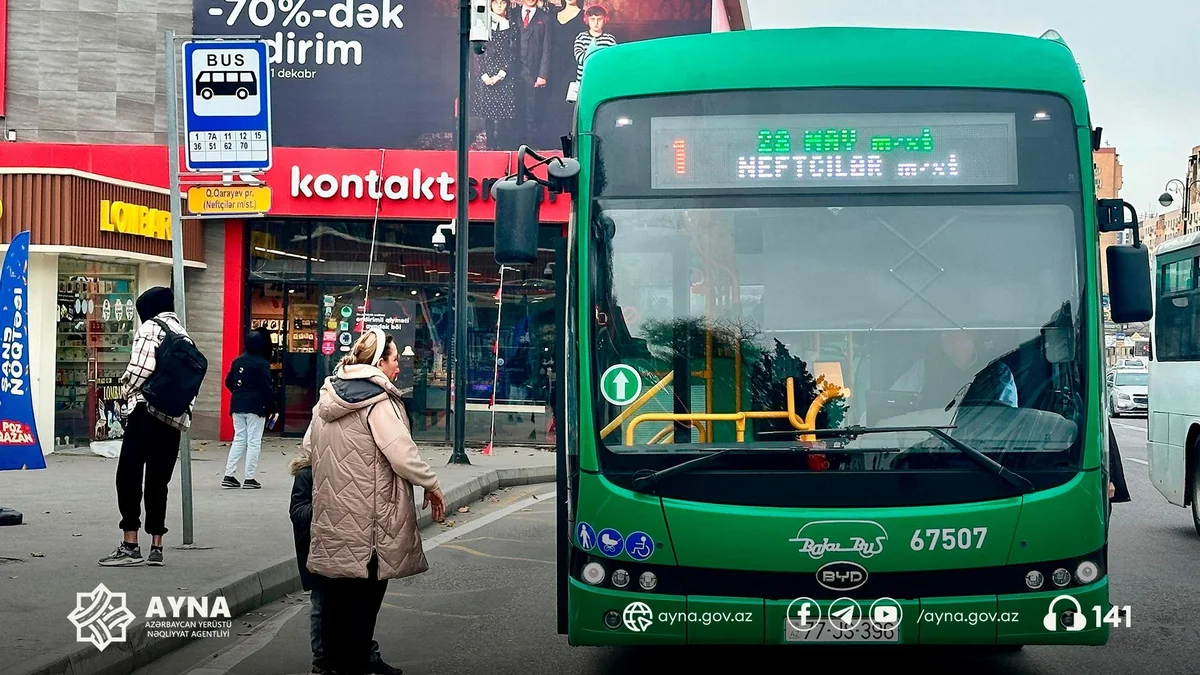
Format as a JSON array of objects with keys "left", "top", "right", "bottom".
[{"left": 491, "top": 27, "right": 1153, "bottom": 647}]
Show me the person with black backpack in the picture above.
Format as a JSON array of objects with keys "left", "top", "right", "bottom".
[{"left": 99, "top": 287, "right": 208, "bottom": 567}]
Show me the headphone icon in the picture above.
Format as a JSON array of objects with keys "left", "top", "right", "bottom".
[{"left": 1043, "top": 595, "right": 1087, "bottom": 632}]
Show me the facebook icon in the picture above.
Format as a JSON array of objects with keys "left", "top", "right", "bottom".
[{"left": 786, "top": 597, "right": 821, "bottom": 633}]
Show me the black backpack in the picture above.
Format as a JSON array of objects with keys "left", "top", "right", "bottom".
[{"left": 141, "top": 318, "right": 208, "bottom": 418}]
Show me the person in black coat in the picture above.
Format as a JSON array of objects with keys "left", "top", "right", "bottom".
[
  {"left": 222, "top": 331, "right": 276, "bottom": 489},
  {"left": 289, "top": 451, "right": 400, "bottom": 675}
]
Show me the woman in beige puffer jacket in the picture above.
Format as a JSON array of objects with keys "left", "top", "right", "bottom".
[{"left": 303, "top": 328, "right": 446, "bottom": 675}]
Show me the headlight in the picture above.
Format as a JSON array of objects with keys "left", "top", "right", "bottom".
[
  {"left": 639, "top": 571, "right": 658, "bottom": 591},
  {"left": 1051, "top": 568, "right": 1072, "bottom": 587},
  {"left": 582, "top": 562, "right": 606, "bottom": 585},
  {"left": 1025, "top": 570, "right": 1045, "bottom": 590},
  {"left": 1075, "top": 561, "right": 1099, "bottom": 584},
  {"left": 611, "top": 569, "right": 630, "bottom": 588}
]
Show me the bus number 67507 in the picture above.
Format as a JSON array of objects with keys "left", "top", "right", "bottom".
[{"left": 910, "top": 527, "right": 987, "bottom": 551}]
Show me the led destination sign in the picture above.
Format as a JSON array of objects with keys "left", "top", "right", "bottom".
[{"left": 649, "top": 113, "right": 1018, "bottom": 190}]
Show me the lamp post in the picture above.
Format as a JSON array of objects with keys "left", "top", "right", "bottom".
[
  {"left": 449, "top": 0, "right": 472, "bottom": 465},
  {"left": 1158, "top": 152, "right": 1199, "bottom": 235}
]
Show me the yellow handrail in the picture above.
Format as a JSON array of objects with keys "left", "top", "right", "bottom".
[
  {"left": 627, "top": 412, "right": 748, "bottom": 445},
  {"left": 623, "top": 377, "right": 848, "bottom": 445},
  {"left": 648, "top": 425, "right": 674, "bottom": 445},
  {"left": 600, "top": 371, "right": 674, "bottom": 439}
]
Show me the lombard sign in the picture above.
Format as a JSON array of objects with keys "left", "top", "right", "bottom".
[
  {"left": 99, "top": 200, "right": 172, "bottom": 241},
  {"left": 192, "top": 0, "right": 713, "bottom": 151},
  {"left": 789, "top": 520, "right": 888, "bottom": 560}
]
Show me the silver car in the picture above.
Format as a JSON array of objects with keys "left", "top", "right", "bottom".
[{"left": 1106, "top": 368, "right": 1148, "bottom": 417}]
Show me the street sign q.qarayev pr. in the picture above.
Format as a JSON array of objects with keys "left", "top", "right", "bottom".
[{"left": 182, "top": 40, "right": 273, "bottom": 173}]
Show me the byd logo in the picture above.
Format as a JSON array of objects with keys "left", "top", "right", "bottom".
[{"left": 816, "top": 561, "right": 868, "bottom": 591}]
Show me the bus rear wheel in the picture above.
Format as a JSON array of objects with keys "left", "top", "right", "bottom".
[{"left": 236, "top": 88, "right": 249, "bottom": 99}]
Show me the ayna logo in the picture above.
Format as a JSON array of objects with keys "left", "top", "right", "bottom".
[
  {"left": 68, "top": 584, "right": 137, "bottom": 651},
  {"left": 790, "top": 520, "right": 888, "bottom": 560},
  {"left": 816, "top": 560, "right": 868, "bottom": 591}
]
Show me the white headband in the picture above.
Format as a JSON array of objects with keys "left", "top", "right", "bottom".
[{"left": 367, "top": 328, "right": 387, "bottom": 366}]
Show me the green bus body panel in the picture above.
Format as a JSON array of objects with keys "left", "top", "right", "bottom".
[
  {"left": 573, "top": 472, "right": 679, "bottom": 565},
  {"left": 568, "top": 578, "right": 1109, "bottom": 645},
  {"left": 572, "top": 470, "right": 1105, "bottom": 570},
  {"left": 565, "top": 27, "right": 1110, "bottom": 647},
  {"left": 577, "top": 28, "right": 1089, "bottom": 126}
]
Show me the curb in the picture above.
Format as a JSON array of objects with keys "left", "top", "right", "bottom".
[{"left": 2, "top": 465, "right": 556, "bottom": 675}]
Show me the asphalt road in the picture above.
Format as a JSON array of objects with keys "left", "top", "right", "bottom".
[{"left": 137, "top": 419, "right": 1200, "bottom": 675}]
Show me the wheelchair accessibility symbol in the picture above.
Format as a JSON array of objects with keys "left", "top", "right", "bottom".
[{"left": 625, "top": 531, "right": 654, "bottom": 560}]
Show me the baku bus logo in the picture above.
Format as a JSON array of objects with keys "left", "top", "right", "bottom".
[{"left": 790, "top": 520, "right": 888, "bottom": 560}]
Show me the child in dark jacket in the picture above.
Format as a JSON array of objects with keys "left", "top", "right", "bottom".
[{"left": 289, "top": 451, "right": 401, "bottom": 675}]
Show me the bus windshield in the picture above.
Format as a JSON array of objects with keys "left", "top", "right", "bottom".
[
  {"left": 592, "top": 203, "right": 1086, "bottom": 468},
  {"left": 587, "top": 89, "right": 1088, "bottom": 472}
]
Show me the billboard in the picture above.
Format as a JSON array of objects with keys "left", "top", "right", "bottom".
[{"left": 192, "top": 0, "right": 712, "bottom": 151}]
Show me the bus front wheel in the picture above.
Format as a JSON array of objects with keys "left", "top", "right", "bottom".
[
  {"left": 200, "top": 88, "right": 213, "bottom": 100},
  {"left": 1190, "top": 438, "right": 1200, "bottom": 536}
]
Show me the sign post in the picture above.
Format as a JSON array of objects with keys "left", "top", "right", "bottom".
[{"left": 165, "top": 30, "right": 273, "bottom": 546}]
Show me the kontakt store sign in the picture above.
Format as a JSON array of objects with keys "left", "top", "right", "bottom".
[{"left": 256, "top": 146, "right": 570, "bottom": 222}]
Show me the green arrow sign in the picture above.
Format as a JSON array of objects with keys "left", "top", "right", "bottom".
[{"left": 600, "top": 364, "right": 642, "bottom": 406}]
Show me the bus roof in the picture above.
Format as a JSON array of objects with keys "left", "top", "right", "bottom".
[
  {"left": 579, "top": 27, "right": 1088, "bottom": 125},
  {"left": 1153, "top": 230, "right": 1200, "bottom": 257}
]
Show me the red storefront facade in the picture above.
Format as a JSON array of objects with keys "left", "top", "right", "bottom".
[{"left": 0, "top": 143, "right": 569, "bottom": 445}]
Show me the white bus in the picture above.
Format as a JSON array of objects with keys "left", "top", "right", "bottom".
[{"left": 1147, "top": 231, "right": 1200, "bottom": 535}]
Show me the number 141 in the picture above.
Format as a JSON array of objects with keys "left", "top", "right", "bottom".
[{"left": 1093, "top": 606, "right": 1131, "bottom": 628}]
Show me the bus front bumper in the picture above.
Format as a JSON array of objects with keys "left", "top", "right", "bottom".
[{"left": 567, "top": 577, "right": 1110, "bottom": 646}]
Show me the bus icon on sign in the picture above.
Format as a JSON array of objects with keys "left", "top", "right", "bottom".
[
  {"left": 188, "top": 47, "right": 264, "bottom": 118},
  {"left": 196, "top": 71, "right": 257, "bottom": 100}
]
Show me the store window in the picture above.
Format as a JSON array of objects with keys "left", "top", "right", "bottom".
[
  {"left": 54, "top": 260, "right": 140, "bottom": 448},
  {"left": 249, "top": 220, "right": 311, "bottom": 280},
  {"left": 244, "top": 219, "right": 560, "bottom": 445}
]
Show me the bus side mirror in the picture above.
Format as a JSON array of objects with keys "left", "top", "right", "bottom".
[
  {"left": 492, "top": 177, "right": 541, "bottom": 265},
  {"left": 1097, "top": 199, "right": 1135, "bottom": 233},
  {"left": 1107, "top": 245, "right": 1153, "bottom": 323}
]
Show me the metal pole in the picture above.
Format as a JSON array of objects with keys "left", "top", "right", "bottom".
[
  {"left": 1184, "top": 154, "right": 1196, "bottom": 235},
  {"left": 164, "top": 29, "right": 195, "bottom": 544},
  {"left": 450, "top": 0, "right": 471, "bottom": 465}
]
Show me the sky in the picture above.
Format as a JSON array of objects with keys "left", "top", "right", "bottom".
[{"left": 744, "top": 0, "right": 1200, "bottom": 217}]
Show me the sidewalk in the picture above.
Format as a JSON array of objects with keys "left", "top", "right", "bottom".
[{"left": 0, "top": 438, "right": 555, "bottom": 675}]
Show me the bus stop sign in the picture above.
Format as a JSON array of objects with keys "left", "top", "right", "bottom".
[{"left": 182, "top": 40, "right": 272, "bottom": 173}]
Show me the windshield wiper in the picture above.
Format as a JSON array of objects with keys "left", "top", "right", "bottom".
[
  {"left": 631, "top": 447, "right": 796, "bottom": 492},
  {"left": 629, "top": 425, "right": 1034, "bottom": 494},
  {"left": 801, "top": 425, "right": 1034, "bottom": 494}
]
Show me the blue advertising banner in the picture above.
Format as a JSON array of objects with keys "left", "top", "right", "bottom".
[{"left": 0, "top": 231, "right": 45, "bottom": 470}]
